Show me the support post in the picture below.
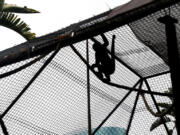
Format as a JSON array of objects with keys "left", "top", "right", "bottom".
[
  {"left": 70, "top": 45, "right": 173, "bottom": 97},
  {"left": 91, "top": 79, "right": 142, "bottom": 135},
  {"left": 158, "top": 15, "right": 180, "bottom": 134},
  {"left": 0, "top": 118, "right": 9, "bottom": 135},
  {"left": 86, "top": 40, "right": 92, "bottom": 135},
  {"left": 126, "top": 81, "right": 142, "bottom": 135}
]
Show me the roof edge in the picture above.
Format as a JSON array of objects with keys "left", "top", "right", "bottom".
[{"left": 0, "top": 0, "right": 179, "bottom": 68}]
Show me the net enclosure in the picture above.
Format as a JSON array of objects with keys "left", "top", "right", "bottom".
[{"left": 0, "top": 0, "right": 179, "bottom": 134}]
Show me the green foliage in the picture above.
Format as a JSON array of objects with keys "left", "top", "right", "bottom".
[
  {"left": 150, "top": 88, "right": 175, "bottom": 134},
  {"left": 150, "top": 116, "right": 171, "bottom": 131},
  {"left": 0, "top": 0, "right": 39, "bottom": 40},
  {"left": 0, "top": 12, "right": 35, "bottom": 40}
]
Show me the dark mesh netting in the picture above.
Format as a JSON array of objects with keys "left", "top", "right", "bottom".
[
  {"left": 0, "top": 38, "right": 174, "bottom": 134},
  {"left": 0, "top": 0, "right": 178, "bottom": 135},
  {"left": 129, "top": 2, "right": 180, "bottom": 65},
  {"left": 93, "top": 26, "right": 169, "bottom": 78}
]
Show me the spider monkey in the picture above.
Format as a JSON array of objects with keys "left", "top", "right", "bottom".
[{"left": 91, "top": 34, "right": 116, "bottom": 82}]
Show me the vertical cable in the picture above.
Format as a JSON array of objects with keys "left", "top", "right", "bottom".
[{"left": 86, "top": 39, "right": 92, "bottom": 135}]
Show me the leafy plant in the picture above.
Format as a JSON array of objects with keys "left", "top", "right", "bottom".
[
  {"left": 0, "top": 0, "right": 39, "bottom": 40},
  {"left": 150, "top": 88, "right": 175, "bottom": 134}
]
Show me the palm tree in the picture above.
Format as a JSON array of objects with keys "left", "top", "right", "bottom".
[
  {"left": 0, "top": 1, "right": 39, "bottom": 134},
  {"left": 0, "top": 0, "right": 39, "bottom": 40},
  {"left": 150, "top": 88, "right": 175, "bottom": 134}
]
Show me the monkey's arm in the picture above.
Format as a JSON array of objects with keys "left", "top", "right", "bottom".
[
  {"left": 101, "top": 34, "right": 109, "bottom": 47},
  {"left": 90, "top": 37, "right": 101, "bottom": 44}
]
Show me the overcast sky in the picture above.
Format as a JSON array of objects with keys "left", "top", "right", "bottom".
[{"left": 0, "top": 0, "right": 130, "bottom": 51}]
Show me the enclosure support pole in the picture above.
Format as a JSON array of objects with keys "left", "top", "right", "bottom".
[
  {"left": 144, "top": 79, "right": 171, "bottom": 135},
  {"left": 158, "top": 15, "right": 180, "bottom": 134},
  {"left": 1, "top": 46, "right": 61, "bottom": 119},
  {"left": 86, "top": 40, "right": 92, "bottom": 135},
  {"left": 92, "top": 79, "right": 142, "bottom": 135},
  {"left": 126, "top": 81, "right": 142, "bottom": 135},
  {"left": 0, "top": 118, "right": 9, "bottom": 135}
]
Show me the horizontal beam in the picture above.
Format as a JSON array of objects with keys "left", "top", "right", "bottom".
[{"left": 0, "top": 0, "right": 178, "bottom": 68}]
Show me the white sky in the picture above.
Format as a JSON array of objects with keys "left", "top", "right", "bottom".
[{"left": 0, "top": 0, "right": 130, "bottom": 51}]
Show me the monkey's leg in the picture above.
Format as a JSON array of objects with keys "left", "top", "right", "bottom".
[
  {"left": 97, "top": 65, "right": 103, "bottom": 79},
  {"left": 101, "top": 33, "right": 109, "bottom": 47}
]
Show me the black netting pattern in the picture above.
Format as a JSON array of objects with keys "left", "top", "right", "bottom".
[
  {"left": 129, "top": 2, "right": 180, "bottom": 65},
  {"left": 0, "top": 1, "right": 179, "bottom": 135}
]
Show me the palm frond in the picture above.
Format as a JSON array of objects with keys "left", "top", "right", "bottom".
[
  {"left": 3, "top": 4, "right": 39, "bottom": 13},
  {"left": 0, "top": 12, "right": 36, "bottom": 40},
  {"left": 157, "top": 103, "right": 172, "bottom": 109},
  {"left": 160, "top": 108, "right": 175, "bottom": 117},
  {"left": 150, "top": 117, "right": 172, "bottom": 131},
  {"left": 166, "top": 88, "right": 174, "bottom": 101}
]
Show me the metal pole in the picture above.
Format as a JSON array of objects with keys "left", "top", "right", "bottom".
[
  {"left": 126, "top": 81, "right": 142, "bottom": 135},
  {"left": 0, "top": 118, "right": 9, "bottom": 135},
  {"left": 92, "top": 79, "right": 141, "bottom": 135},
  {"left": 70, "top": 45, "right": 173, "bottom": 97},
  {"left": 158, "top": 15, "right": 180, "bottom": 134},
  {"left": 86, "top": 40, "right": 92, "bottom": 135}
]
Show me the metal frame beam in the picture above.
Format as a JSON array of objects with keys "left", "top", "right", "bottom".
[
  {"left": 86, "top": 39, "right": 92, "bottom": 135},
  {"left": 126, "top": 81, "right": 142, "bottom": 135},
  {"left": 0, "top": 0, "right": 178, "bottom": 68},
  {"left": 92, "top": 79, "right": 142, "bottom": 135},
  {"left": 0, "top": 118, "right": 9, "bottom": 135},
  {"left": 1, "top": 46, "right": 60, "bottom": 119}
]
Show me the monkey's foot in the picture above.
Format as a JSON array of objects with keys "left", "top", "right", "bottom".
[{"left": 96, "top": 72, "right": 103, "bottom": 80}]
